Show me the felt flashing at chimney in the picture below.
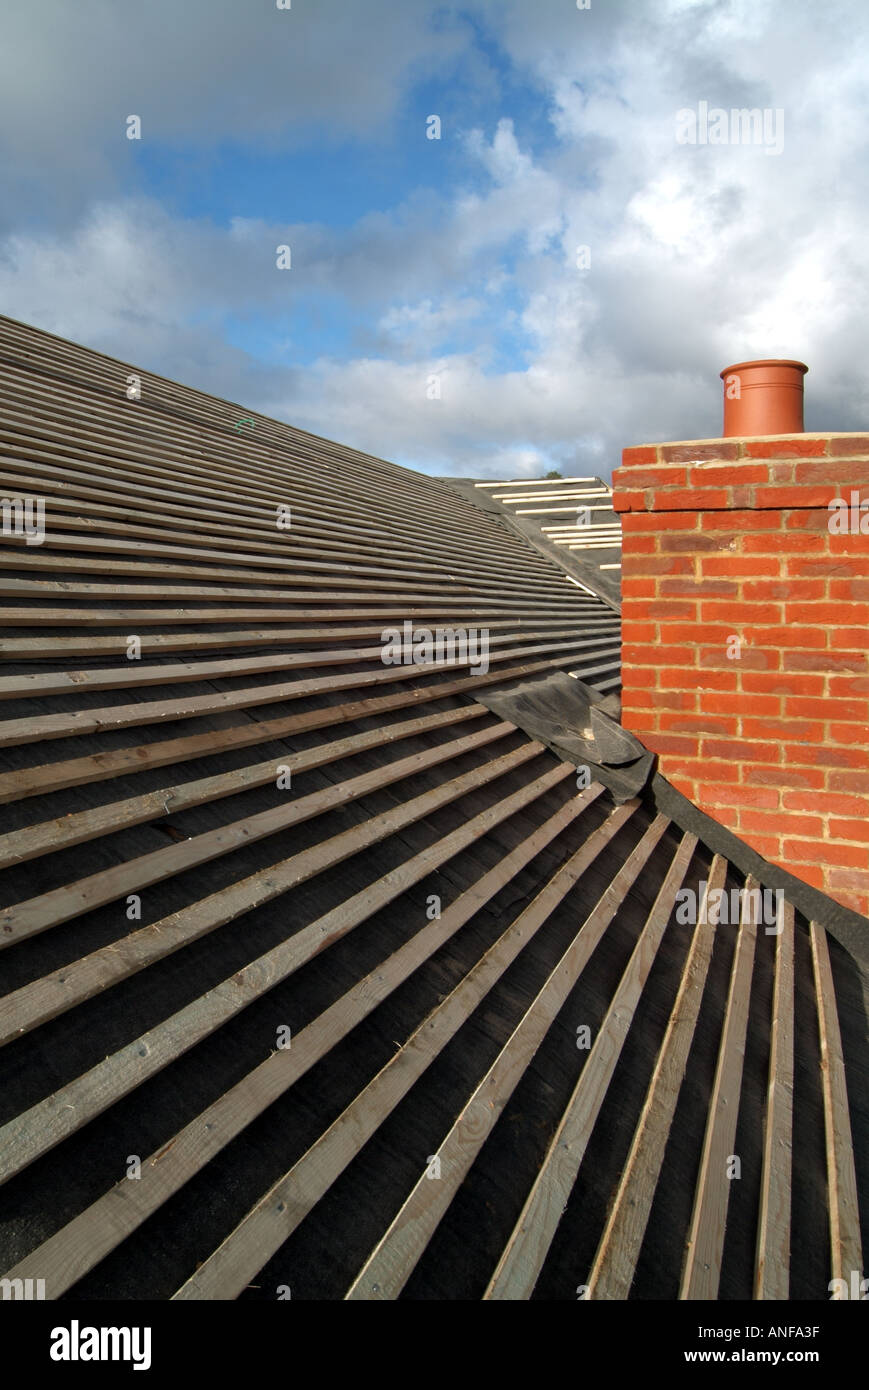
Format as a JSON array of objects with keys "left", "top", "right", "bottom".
[{"left": 648, "top": 771, "right": 869, "bottom": 980}]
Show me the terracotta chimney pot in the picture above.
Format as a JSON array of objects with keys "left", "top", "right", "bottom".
[{"left": 720, "top": 359, "right": 808, "bottom": 437}]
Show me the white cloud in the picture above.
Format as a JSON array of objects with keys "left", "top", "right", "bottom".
[{"left": 377, "top": 297, "right": 482, "bottom": 350}]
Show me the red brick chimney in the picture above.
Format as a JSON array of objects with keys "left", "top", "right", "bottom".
[{"left": 613, "top": 370, "right": 869, "bottom": 918}]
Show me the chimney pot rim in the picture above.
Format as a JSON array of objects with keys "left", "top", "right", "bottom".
[{"left": 720, "top": 359, "right": 809, "bottom": 378}]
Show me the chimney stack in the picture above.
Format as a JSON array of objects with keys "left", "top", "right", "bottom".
[{"left": 612, "top": 362, "right": 869, "bottom": 918}]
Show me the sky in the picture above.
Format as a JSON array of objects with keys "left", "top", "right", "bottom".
[{"left": 1, "top": 0, "right": 866, "bottom": 481}]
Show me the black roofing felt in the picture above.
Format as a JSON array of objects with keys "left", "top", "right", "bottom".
[
  {"left": 477, "top": 668, "right": 655, "bottom": 802},
  {"left": 0, "top": 314, "right": 864, "bottom": 1301}
]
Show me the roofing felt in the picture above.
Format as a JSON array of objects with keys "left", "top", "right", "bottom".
[{"left": 0, "top": 314, "right": 864, "bottom": 1301}]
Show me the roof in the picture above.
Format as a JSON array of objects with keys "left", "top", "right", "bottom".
[
  {"left": 0, "top": 314, "right": 864, "bottom": 1300},
  {"left": 439, "top": 473, "right": 622, "bottom": 607}
]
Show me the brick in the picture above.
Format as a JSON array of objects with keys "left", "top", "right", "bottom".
[
  {"left": 783, "top": 650, "right": 865, "bottom": 673},
  {"left": 622, "top": 644, "right": 692, "bottom": 667},
  {"left": 786, "top": 695, "right": 867, "bottom": 722},
  {"left": 740, "top": 833, "right": 783, "bottom": 859},
  {"left": 769, "top": 463, "right": 796, "bottom": 484},
  {"left": 744, "top": 533, "right": 824, "bottom": 554},
  {"left": 795, "top": 460, "right": 869, "bottom": 485},
  {"left": 740, "top": 809, "right": 824, "bottom": 838},
  {"left": 703, "top": 738, "right": 780, "bottom": 763},
  {"left": 784, "top": 790, "right": 866, "bottom": 816},
  {"left": 828, "top": 770, "right": 869, "bottom": 794},
  {"left": 645, "top": 600, "right": 697, "bottom": 619},
  {"left": 695, "top": 670, "right": 740, "bottom": 691},
  {"left": 745, "top": 438, "right": 828, "bottom": 458},
  {"left": 622, "top": 667, "right": 657, "bottom": 687},
  {"left": 661, "top": 442, "right": 740, "bottom": 463},
  {"left": 698, "top": 645, "right": 778, "bottom": 671},
  {"left": 783, "top": 839, "right": 867, "bottom": 868},
  {"left": 701, "top": 510, "right": 777, "bottom": 532},
  {"left": 623, "top": 644, "right": 695, "bottom": 666},
  {"left": 648, "top": 690, "right": 698, "bottom": 711},
  {"left": 660, "top": 532, "right": 739, "bottom": 554},
  {"left": 621, "top": 711, "right": 646, "bottom": 737},
  {"left": 825, "top": 530, "right": 869, "bottom": 554},
  {"left": 620, "top": 535, "right": 657, "bottom": 554},
  {"left": 831, "top": 722, "right": 869, "bottom": 745},
  {"left": 782, "top": 861, "right": 827, "bottom": 890},
  {"left": 744, "top": 578, "right": 825, "bottom": 601},
  {"left": 787, "top": 556, "right": 863, "bottom": 578},
  {"left": 741, "top": 671, "right": 824, "bottom": 697},
  {"left": 617, "top": 466, "right": 688, "bottom": 489},
  {"left": 669, "top": 776, "right": 697, "bottom": 801},
  {"left": 744, "top": 764, "right": 826, "bottom": 790},
  {"left": 829, "top": 819, "right": 869, "bottom": 843},
  {"left": 621, "top": 621, "right": 657, "bottom": 643},
  {"left": 700, "top": 600, "right": 781, "bottom": 624},
  {"left": 830, "top": 627, "right": 869, "bottom": 650},
  {"left": 827, "top": 868, "right": 869, "bottom": 894},
  {"left": 658, "top": 488, "right": 730, "bottom": 510},
  {"left": 623, "top": 555, "right": 694, "bottom": 576},
  {"left": 833, "top": 436, "right": 869, "bottom": 456},
  {"left": 658, "top": 713, "right": 731, "bottom": 735},
  {"left": 830, "top": 579, "right": 869, "bottom": 601},
  {"left": 831, "top": 674, "right": 869, "bottom": 696},
  {"left": 621, "top": 579, "right": 656, "bottom": 598},
  {"left": 787, "top": 506, "right": 848, "bottom": 532},
  {"left": 658, "top": 622, "right": 733, "bottom": 646},
  {"left": 702, "top": 557, "right": 780, "bottom": 577},
  {"left": 786, "top": 744, "right": 869, "bottom": 770},
  {"left": 666, "top": 757, "right": 740, "bottom": 784},
  {"left": 695, "top": 782, "right": 779, "bottom": 809},
  {"left": 627, "top": 600, "right": 662, "bottom": 621},
  {"left": 744, "top": 717, "right": 824, "bottom": 742},
  {"left": 688, "top": 463, "right": 768, "bottom": 486},
  {"left": 702, "top": 691, "right": 779, "bottom": 717},
  {"left": 704, "top": 805, "right": 740, "bottom": 836},
  {"left": 642, "top": 733, "right": 698, "bottom": 755},
  {"left": 762, "top": 486, "right": 836, "bottom": 509},
  {"left": 659, "top": 578, "right": 736, "bottom": 598},
  {"left": 619, "top": 690, "right": 656, "bottom": 710},
  {"left": 658, "top": 666, "right": 699, "bottom": 688},
  {"left": 745, "top": 626, "right": 826, "bottom": 649},
  {"left": 612, "top": 489, "right": 645, "bottom": 513},
  {"left": 784, "top": 601, "right": 869, "bottom": 626},
  {"left": 626, "top": 513, "right": 700, "bottom": 533},
  {"left": 621, "top": 445, "right": 658, "bottom": 467}
]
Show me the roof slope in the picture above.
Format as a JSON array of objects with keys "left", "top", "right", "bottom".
[
  {"left": 440, "top": 474, "right": 622, "bottom": 607},
  {"left": 0, "top": 316, "right": 864, "bottom": 1301}
]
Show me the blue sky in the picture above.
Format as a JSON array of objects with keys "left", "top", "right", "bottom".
[{"left": 1, "top": 0, "right": 867, "bottom": 479}]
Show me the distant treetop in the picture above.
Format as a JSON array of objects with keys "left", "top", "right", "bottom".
[{"left": 544, "top": 470, "right": 562, "bottom": 479}]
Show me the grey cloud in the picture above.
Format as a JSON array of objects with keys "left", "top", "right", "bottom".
[
  {"left": 0, "top": 0, "right": 470, "bottom": 224},
  {"left": 1, "top": 0, "right": 867, "bottom": 481}
]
